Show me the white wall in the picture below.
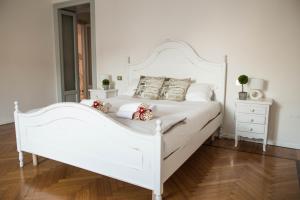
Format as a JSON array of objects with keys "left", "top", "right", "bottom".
[
  {"left": 0, "top": 0, "right": 57, "bottom": 124},
  {"left": 94, "top": 0, "right": 300, "bottom": 148},
  {"left": 1, "top": 0, "right": 299, "bottom": 149}
]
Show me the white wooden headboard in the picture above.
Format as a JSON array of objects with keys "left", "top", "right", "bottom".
[{"left": 128, "top": 40, "right": 227, "bottom": 113}]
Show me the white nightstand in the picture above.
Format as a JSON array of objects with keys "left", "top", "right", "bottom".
[
  {"left": 235, "top": 98, "right": 273, "bottom": 151},
  {"left": 89, "top": 89, "right": 118, "bottom": 100}
]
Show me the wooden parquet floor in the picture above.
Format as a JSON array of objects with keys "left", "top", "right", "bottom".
[{"left": 0, "top": 123, "right": 300, "bottom": 200}]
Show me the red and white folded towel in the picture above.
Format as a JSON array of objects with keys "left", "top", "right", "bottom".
[
  {"left": 80, "top": 99, "right": 112, "bottom": 113},
  {"left": 116, "top": 103, "right": 156, "bottom": 121}
]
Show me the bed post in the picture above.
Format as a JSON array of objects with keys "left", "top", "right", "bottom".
[
  {"left": 153, "top": 119, "right": 163, "bottom": 200},
  {"left": 219, "top": 55, "right": 228, "bottom": 138},
  {"left": 14, "top": 101, "right": 23, "bottom": 168},
  {"left": 32, "top": 154, "right": 38, "bottom": 166}
]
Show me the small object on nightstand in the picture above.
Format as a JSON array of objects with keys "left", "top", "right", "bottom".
[
  {"left": 100, "top": 74, "right": 112, "bottom": 90},
  {"left": 89, "top": 89, "right": 118, "bottom": 100},
  {"left": 249, "top": 78, "right": 265, "bottom": 100},
  {"left": 102, "top": 79, "right": 110, "bottom": 90},
  {"left": 236, "top": 75, "right": 249, "bottom": 100},
  {"left": 235, "top": 98, "right": 273, "bottom": 151}
]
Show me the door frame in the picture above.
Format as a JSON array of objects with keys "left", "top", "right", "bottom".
[
  {"left": 84, "top": 24, "right": 92, "bottom": 97},
  {"left": 58, "top": 9, "right": 79, "bottom": 102},
  {"left": 53, "top": 0, "right": 97, "bottom": 102}
]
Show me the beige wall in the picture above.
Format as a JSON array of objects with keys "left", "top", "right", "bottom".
[
  {"left": 0, "top": 0, "right": 57, "bottom": 124},
  {"left": 95, "top": 0, "right": 300, "bottom": 148},
  {"left": 1, "top": 0, "right": 299, "bottom": 149}
]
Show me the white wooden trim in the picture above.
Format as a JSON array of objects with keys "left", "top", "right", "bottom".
[
  {"left": 153, "top": 120, "right": 163, "bottom": 198},
  {"left": 58, "top": 9, "right": 80, "bottom": 102},
  {"left": 234, "top": 99, "right": 272, "bottom": 152},
  {"left": 0, "top": 121, "right": 14, "bottom": 125},
  {"left": 14, "top": 101, "right": 23, "bottom": 167},
  {"left": 128, "top": 40, "right": 227, "bottom": 116},
  {"left": 14, "top": 102, "right": 222, "bottom": 198},
  {"left": 53, "top": 0, "right": 97, "bottom": 102},
  {"left": 15, "top": 102, "right": 157, "bottom": 190},
  {"left": 163, "top": 113, "right": 223, "bottom": 182},
  {"left": 32, "top": 154, "right": 38, "bottom": 166},
  {"left": 267, "top": 141, "right": 300, "bottom": 150},
  {"left": 223, "top": 132, "right": 300, "bottom": 150},
  {"left": 14, "top": 41, "right": 226, "bottom": 199}
]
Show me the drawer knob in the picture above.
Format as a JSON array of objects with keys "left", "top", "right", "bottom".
[
  {"left": 250, "top": 128, "right": 253, "bottom": 132},
  {"left": 250, "top": 119, "right": 254, "bottom": 122},
  {"left": 251, "top": 109, "right": 255, "bottom": 112}
]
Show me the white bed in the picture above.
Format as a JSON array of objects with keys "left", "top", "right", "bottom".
[
  {"left": 14, "top": 40, "right": 227, "bottom": 200},
  {"left": 104, "top": 95, "right": 221, "bottom": 158}
]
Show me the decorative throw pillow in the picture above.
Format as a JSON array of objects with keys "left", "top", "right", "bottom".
[
  {"left": 159, "top": 78, "right": 191, "bottom": 101},
  {"left": 133, "top": 76, "right": 165, "bottom": 99}
]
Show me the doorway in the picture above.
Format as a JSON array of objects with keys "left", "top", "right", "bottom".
[{"left": 54, "top": 0, "right": 96, "bottom": 102}]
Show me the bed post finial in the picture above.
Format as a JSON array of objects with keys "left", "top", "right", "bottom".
[{"left": 14, "top": 101, "right": 19, "bottom": 112}]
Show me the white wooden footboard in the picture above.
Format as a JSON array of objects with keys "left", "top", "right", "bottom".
[{"left": 14, "top": 102, "right": 163, "bottom": 199}]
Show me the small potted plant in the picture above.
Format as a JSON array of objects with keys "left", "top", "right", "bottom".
[
  {"left": 102, "top": 79, "right": 110, "bottom": 90},
  {"left": 238, "top": 75, "right": 248, "bottom": 100}
]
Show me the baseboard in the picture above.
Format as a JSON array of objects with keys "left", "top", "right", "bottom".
[
  {"left": 267, "top": 141, "right": 300, "bottom": 150},
  {"left": 0, "top": 120, "right": 14, "bottom": 126},
  {"left": 220, "top": 132, "right": 235, "bottom": 139},
  {"left": 220, "top": 132, "right": 300, "bottom": 150}
]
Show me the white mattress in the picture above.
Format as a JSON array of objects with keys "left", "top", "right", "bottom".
[{"left": 105, "top": 95, "right": 221, "bottom": 157}]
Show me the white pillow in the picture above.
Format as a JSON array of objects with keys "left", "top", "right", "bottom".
[
  {"left": 185, "top": 83, "right": 213, "bottom": 102},
  {"left": 124, "top": 80, "right": 139, "bottom": 96},
  {"left": 80, "top": 99, "right": 95, "bottom": 106}
]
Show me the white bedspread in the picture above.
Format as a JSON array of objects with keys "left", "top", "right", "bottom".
[{"left": 105, "top": 95, "right": 221, "bottom": 157}]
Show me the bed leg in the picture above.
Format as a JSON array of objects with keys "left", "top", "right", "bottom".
[
  {"left": 152, "top": 193, "right": 162, "bottom": 200},
  {"left": 218, "top": 127, "right": 222, "bottom": 138},
  {"left": 235, "top": 135, "right": 238, "bottom": 147},
  {"left": 211, "top": 134, "right": 216, "bottom": 141},
  {"left": 19, "top": 151, "right": 24, "bottom": 168},
  {"left": 32, "top": 154, "right": 38, "bottom": 166}
]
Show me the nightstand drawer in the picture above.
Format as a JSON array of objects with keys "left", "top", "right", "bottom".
[
  {"left": 90, "top": 93, "right": 104, "bottom": 99},
  {"left": 236, "top": 104, "right": 266, "bottom": 115},
  {"left": 236, "top": 123, "right": 265, "bottom": 134},
  {"left": 236, "top": 114, "right": 266, "bottom": 124},
  {"left": 236, "top": 131, "right": 263, "bottom": 139},
  {"left": 235, "top": 98, "right": 273, "bottom": 152}
]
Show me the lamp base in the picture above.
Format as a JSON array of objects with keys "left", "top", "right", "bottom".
[{"left": 249, "top": 89, "right": 263, "bottom": 100}]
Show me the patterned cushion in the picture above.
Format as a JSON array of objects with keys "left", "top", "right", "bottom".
[
  {"left": 159, "top": 78, "right": 191, "bottom": 101},
  {"left": 133, "top": 76, "right": 165, "bottom": 99}
]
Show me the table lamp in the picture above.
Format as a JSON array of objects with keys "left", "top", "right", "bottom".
[{"left": 249, "top": 78, "right": 264, "bottom": 100}]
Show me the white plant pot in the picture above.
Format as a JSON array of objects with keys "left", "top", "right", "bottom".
[{"left": 103, "top": 85, "right": 109, "bottom": 90}]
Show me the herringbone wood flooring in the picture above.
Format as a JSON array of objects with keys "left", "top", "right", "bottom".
[{"left": 0, "top": 123, "right": 299, "bottom": 200}]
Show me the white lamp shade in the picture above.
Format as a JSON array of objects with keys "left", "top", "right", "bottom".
[{"left": 249, "top": 78, "right": 264, "bottom": 90}]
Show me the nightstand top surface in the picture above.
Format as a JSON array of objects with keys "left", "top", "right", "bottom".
[
  {"left": 236, "top": 98, "right": 273, "bottom": 105},
  {"left": 89, "top": 89, "right": 118, "bottom": 92}
]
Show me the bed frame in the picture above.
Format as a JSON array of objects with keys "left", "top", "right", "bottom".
[{"left": 14, "top": 40, "right": 226, "bottom": 200}]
